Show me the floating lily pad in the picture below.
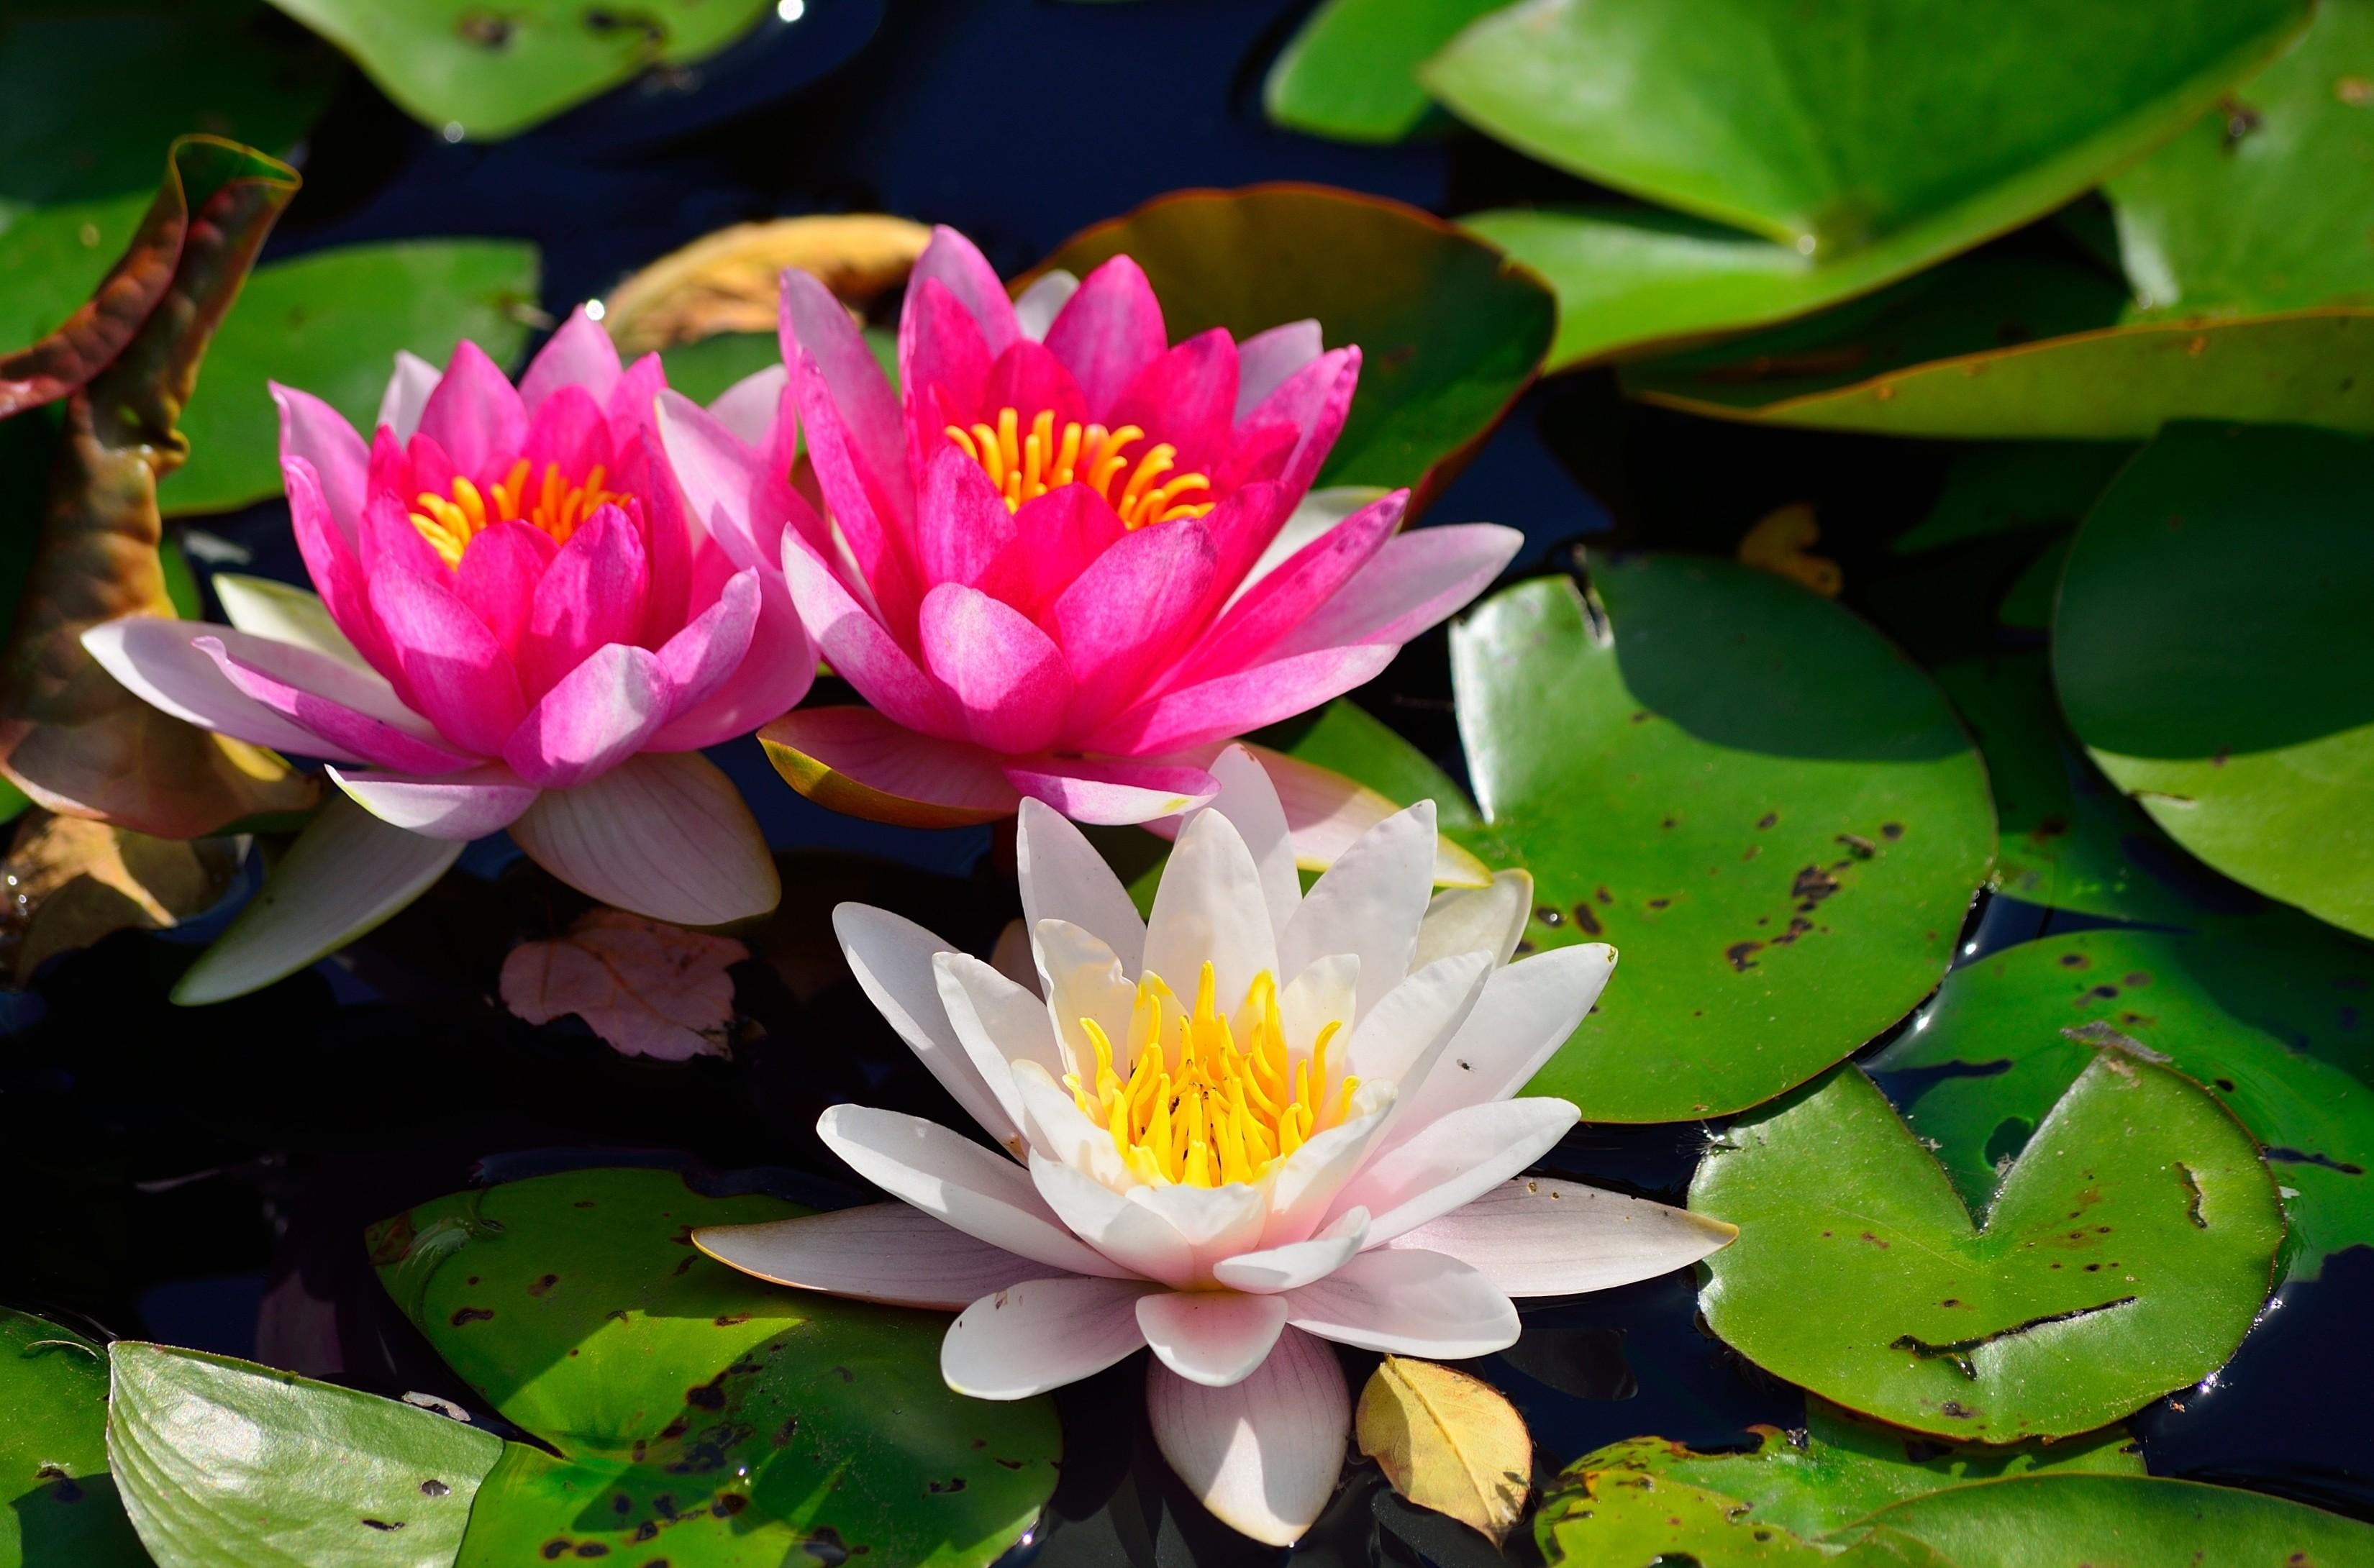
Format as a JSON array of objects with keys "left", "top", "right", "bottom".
[
  {"left": 2109, "top": 0, "right": 2374, "bottom": 316},
  {"left": 167, "top": 241, "right": 541, "bottom": 516},
  {"left": 1537, "top": 1472, "right": 1954, "bottom": 1567},
  {"left": 369, "top": 1167, "right": 1057, "bottom": 1567},
  {"left": 2054, "top": 423, "right": 2374, "bottom": 941},
  {"left": 106, "top": 1342, "right": 499, "bottom": 1567},
  {"left": 1037, "top": 185, "right": 1555, "bottom": 503},
  {"left": 1874, "top": 924, "right": 2374, "bottom": 1278},
  {"left": 1691, "top": 1059, "right": 2284, "bottom": 1440},
  {"left": 260, "top": 0, "right": 778, "bottom": 140},
  {"left": 0, "top": 1312, "right": 146, "bottom": 1568},
  {"left": 1863, "top": 1473, "right": 2374, "bottom": 1565},
  {"left": 1261, "top": 0, "right": 1498, "bottom": 143},
  {"left": 1440, "top": 562, "right": 1993, "bottom": 1121}
]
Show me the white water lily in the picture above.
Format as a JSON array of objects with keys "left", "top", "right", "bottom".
[{"left": 696, "top": 747, "right": 1735, "bottom": 1545}]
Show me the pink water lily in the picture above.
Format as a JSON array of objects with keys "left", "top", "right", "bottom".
[
  {"left": 696, "top": 748, "right": 1735, "bottom": 1546},
  {"left": 660, "top": 225, "right": 1520, "bottom": 829},
  {"left": 82, "top": 312, "right": 809, "bottom": 927}
]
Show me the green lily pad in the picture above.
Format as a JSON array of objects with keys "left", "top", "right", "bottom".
[
  {"left": 1874, "top": 924, "right": 2374, "bottom": 1277},
  {"left": 165, "top": 240, "right": 541, "bottom": 516},
  {"left": 259, "top": 0, "right": 776, "bottom": 140},
  {"left": 1037, "top": 185, "right": 1555, "bottom": 504},
  {"left": 1256, "top": 698, "right": 1477, "bottom": 835},
  {"left": 1261, "top": 0, "right": 1498, "bottom": 143},
  {"left": 2109, "top": 0, "right": 2374, "bottom": 316},
  {"left": 1691, "top": 1058, "right": 2284, "bottom": 1441},
  {"left": 2054, "top": 423, "right": 2374, "bottom": 941},
  {"left": 1891, "top": 444, "right": 2137, "bottom": 555},
  {"left": 106, "top": 1342, "right": 499, "bottom": 1567},
  {"left": 1439, "top": 561, "right": 1993, "bottom": 1121},
  {"left": 0, "top": 1312, "right": 146, "bottom": 1568},
  {"left": 1621, "top": 256, "right": 2374, "bottom": 437},
  {"left": 1863, "top": 1473, "right": 2374, "bottom": 1565},
  {"left": 369, "top": 1167, "right": 1057, "bottom": 1567},
  {"left": 1537, "top": 1471, "right": 1955, "bottom": 1568}
]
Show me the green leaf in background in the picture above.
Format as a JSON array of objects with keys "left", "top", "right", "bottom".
[
  {"left": 0, "top": 1311, "right": 147, "bottom": 1568},
  {"left": 1622, "top": 257, "right": 2374, "bottom": 437},
  {"left": 2109, "top": 0, "right": 2374, "bottom": 316},
  {"left": 1891, "top": 443, "right": 2137, "bottom": 555},
  {"left": 1692, "top": 1059, "right": 2283, "bottom": 1441},
  {"left": 1262, "top": 0, "right": 1500, "bottom": 143},
  {"left": 2054, "top": 424, "right": 2374, "bottom": 940},
  {"left": 262, "top": 0, "right": 777, "bottom": 140},
  {"left": 1442, "top": 562, "right": 1993, "bottom": 1121},
  {"left": 166, "top": 241, "right": 541, "bottom": 516},
  {"left": 1537, "top": 1472, "right": 1956, "bottom": 1567},
  {"left": 1861, "top": 1473, "right": 2374, "bottom": 1566},
  {"left": 106, "top": 1342, "right": 498, "bottom": 1567},
  {"left": 1875, "top": 924, "right": 2374, "bottom": 1278},
  {"left": 369, "top": 1167, "right": 1057, "bottom": 1567},
  {"left": 1037, "top": 185, "right": 1555, "bottom": 506}
]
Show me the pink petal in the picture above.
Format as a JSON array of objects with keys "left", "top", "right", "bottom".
[
  {"left": 1145, "top": 1326, "right": 1347, "bottom": 1547},
  {"left": 1168, "top": 491, "right": 1403, "bottom": 688},
  {"left": 1195, "top": 480, "right": 1294, "bottom": 608},
  {"left": 778, "top": 529, "right": 961, "bottom": 739},
  {"left": 522, "top": 503, "right": 650, "bottom": 698},
  {"left": 1008, "top": 483, "right": 1127, "bottom": 620},
  {"left": 629, "top": 430, "right": 692, "bottom": 644},
  {"left": 919, "top": 583, "right": 1075, "bottom": 755},
  {"left": 1270, "top": 523, "right": 1522, "bottom": 660},
  {"left": 694, "top": 1204, "right": 1059, "bottom": 1311},
  {"left": 1112, "top": 328, "right": 1237, "bottom": 473},
  {"left": 508, "top": 749, "right": 780, "bottom": 924},
  {"left": 706, "top": 363, "right": 788, "bottom": 445},
  {"left": 284, "top": 457, "right": 397, "bottom": 678},
  {"left": 1043, "top": 254, "right": 1168, "bottom": 419},
  {"left": 455, "top": 520, "right": 557, "bottom": 655},
  {"left": 376, "top": 350, "right": 439, "bottom": 442},
  {"left": 655, "top": 390, "right": 764, "bottom": 565},
  {"left": 1244, "top": 345, "right": 1360, "bottom": 502},
  {"left": 81, "top": 617, "right": 369, "bottom": 762},
  {"left": 601, "top": 351, "right": 666, "bottom": 445},
  {"left": 944, "top": 1275, "right": 1156, "bottom": 1400},
  {"left": 1136, "top": 1290, "right": 1288, "bottom": 1387},
  {"left": 329, "top": 765, "right": 539, "bottom": 839},
  {"left": 982, "top": 339, "right": 1088, "bottom": 431},
  {"left": 914, "top": 442, "right": 1021, "bottom": 596},
  {"left": 911, "top": 225, "right": 1019, "bottom": 355},
  {"left": 1087, "top": 644, "right": 1396, "bottom": 757},
  {"left": 358, "top": 481, "right": 453, "bottom": 587},
  {"left": 1236, "top": 319, "right": 1323, "bottom": 421},
  {"left": 1004, "top": 757, "right": 1218, "bottom": 826},
  {"left": 1282, "top": 1248, "right": 1518, "bottom": 1358},
  {"left": 759, "top": 706, "right": 1021, "bottom": 827},
  {"left": 517, "top": 306, "right": 623, "bottom": 411},
  {"left": 1324, "top": 1097, "right": 1581, "bottom": 1245},
  {"left": 1386, "top": 1177, "right": 1736, "bottom": 1298},
  {"left": 502, "top": 642, "right": 672, "bottom": 790},
  {"left": 781, "top": 264, "right": 912, "bottom": 532},
  {"left": 1050, "top": 516, "right": 1218, "bottom": 733},
  {"left": 270, "top": 383, "right": 367, "bottom": 547},
  {"left": 197, "top": 635, "right": 478, "bottom": 776},
  {"left": 651, "top": 567, "right": 760, "bottom": 724},
  {"left": 367, "top": 564, "right": 528, "bottom": 756},
  {"left": 518, "top": 383, "right": 611, "bottom": 482},
  {"left": 415, "top": 339, "right": 526, "bottom": 486},
  {"left": 900, "top": 277, "right": 993, "bottom": 455},
  {"left": 650, "top": 572, "right": 813, "bottom": 752}
]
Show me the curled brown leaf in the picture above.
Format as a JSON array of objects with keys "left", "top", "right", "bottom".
[{"left": 601, "top": 214, "right": 932, "bottom": 353}]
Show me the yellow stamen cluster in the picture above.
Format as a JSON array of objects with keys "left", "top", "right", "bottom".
[
  {"left": 946, "top": 406, "right": 1215, "bottom": 529},
  {"left": 409, "top": 458, "right": 629, "bottom": 568},
  {"left": 1069, "top": 963, "right": 1355, "bottom": 1188}
]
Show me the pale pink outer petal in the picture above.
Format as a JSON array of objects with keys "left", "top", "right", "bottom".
[
  {"left": 1029, "top": 1156, "right": 1195, "bottom": 1286},
  {"left": 1282, "top": 1247, "right": 1519, "bottom": 1358},
  {"left": 1145, "top": 1325, "right": 1348, "bottom": 1549},
  {"left": 918, "top": 583, "right": 1074, "bottom": 755},
  {"left": 1003, "top": 757, "right": 1218, "bottom": 826},
  {"left": 911, "top": 224, "right": 1019, "bottom": 355},
  {"left": 817, "top": 1104, "right": 1132, "bottom": 1279},
  {"left": 1337, "top": 951, "right": 1492, "bottom": 1113},
  {"left": 1042, "top": 254, "right": 1168, "bottom": 418},
  {"left": 942, "top": 1275, "right": 1157, "bottom": 1400},
  {"left": 507, "top": 749, "right": 780, "bottom": 925},
  {"left": 327, "top": 765, "right": 540, "bottom": 839},
  {"left": 834, "top": 903, "right": 1027, "bottom": 1152},
  {"left": 1137, "top": 1291, "right": 1289, "bottom": 1388},
  {"left": 1011, "top": 270, "right": 1078, "bottom": 342},
  {"left": 1127, "top": 1184, "right": 1268, "bottom": 1284},
  {"left": 780, "top": 529, "right": 961, "bottom": 738},
  {"left": 198, "top": 636, "right": 479, "bottom": 777},
  {"left": 517, "top": 306, "right": 624, "bottom": 411},
  {"left": 1325, "top": 1097, "right": 1581, "bottom": 1244},
  {"left": 1086, "top": 644, "right": 1396, "bottom": 760},
  {"left": 1260, "top": 1084, "right": 1398, "bottom": 1248},
  {"left": 707, "top": 364, "right": 788, "bottom": 445},
  {"left": 1168, "top": 491, "right": 1401, "bottom": 690},
  {"left": 1248, "top": 346, "right": 1361, "bottom": 502},
  {"left": 1016, "top": 796, "right": 1146, "bottom": 975},
  {"left": 694, "top": 1203, "right": 1062, "bottom": 1310},
  {"left": 501, "top": 642, "right": 672, "bottom": 790},
  {"left": 1209, "top": 1209, "right": 1369, "bottom": 1295},
  {"left": 654, "top": 391, "right": 776, "bottom": 570},
  {"left": 762, "top": 707, "right": 1022, "bottom": 822},
  {"left": 780, "top": 265, "right": 912, "bottom": 528},
  {"left": 375, "top": 350, "right": 439, "bottom": 442},
  {"left": 1386, "top": 1178, "right": 1737, "bottom": 1298},
  {"left": 1388, "top": 944, "right": 1617, "bottom": 1144},
  {"left": 1142, "top": 808, "right": 1278, "bottom": 1017},
  {"left": 1268, "top": 524, "right": 1524, "bottom": 661},
  {"left": 80, "top": 617, "right": 370, "bottom": 763},
  {"left": 935, "top": 952, "right": 1065, "bottom": 1139},
  {"left": 1279, "top": 801, "right": 1437, "bottom": 1016},
  {"left": 270, "top": 383, "right": 368, "bottom": 546},
  {"left": 1234, "top": 319, "right": 1324, "bottom": 421},
  {"left": 1244, "top": 742, "right": 1495, "bottom": 888}
]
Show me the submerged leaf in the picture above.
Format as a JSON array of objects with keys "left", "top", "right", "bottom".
[
  {"left": 1737, "top": 502, "right": 1842, "bottom": 598},
  {"left": 1356, "top": 1357, "right": 1532, "bottom": 1546},
  {"left": 499, "top": 907, "right": 747, "bottom": 1060},
  {"left": 604, "top": 214, "right": 932, "bottom": 354}
]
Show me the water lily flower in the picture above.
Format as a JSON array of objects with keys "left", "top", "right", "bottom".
[
  {"left": 658, "top": 226, "right": 1521, "bottom": 833},
  {"left": 696, "top": 748, "right": 1735, "bottom": 1546},
  {"left": 81, "top": 312, "right": 810, "bottom": 934}
]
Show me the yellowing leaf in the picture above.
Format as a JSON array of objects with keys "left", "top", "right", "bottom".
[
  {"left": 1738, "top": 502, "right": 1844, "bottom": 597},
  {"left": 500, "top": 908, "right": 747, "bottom": 1061},
  {"left": 2, "top": 810, "right": 239, "bottom": 980},
  {"left": 602, "top": 214, "right": 933, "bottom": 354},
  {"left": 1356, "top": 1355, "right": 1533, "bottom": 1546}
]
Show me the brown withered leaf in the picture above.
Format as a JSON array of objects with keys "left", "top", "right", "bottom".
[
  {"left": 1356, "top": 1356, "right": 1534, "bottom": 1547},
  {"left": 1, "top": 809, "right": 240, "bottom": 980},
  {"left": 0, "top": 136, "right": 318, "bottom": 838},
  {"left": 602, "top": 214, "right": 932, "bottom": 353},
  {"left": 501, "top": 908, "right": 748, "bottom": 1061},
  {"left": 1737, "top": 501, "right": 1844, "bottom": 598}
]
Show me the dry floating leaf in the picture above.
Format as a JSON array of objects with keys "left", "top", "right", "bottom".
[
  {"left": 602, "top": 214, "right": 933, "bottom": 354},
  {"left": 500, "top": 907, "right": 747, "bottom": 1061},
  {"left": 1737, "top": 501, "right": 1844, "bottom": 598},
  {"left": 1357, "top": 1355, "right": 1534, "bottom": 1547},
  {"left": 1, "top": 810, "right": 240, "bottom": 980}
]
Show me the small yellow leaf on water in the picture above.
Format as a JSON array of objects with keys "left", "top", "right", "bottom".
[
  {"left": 1737, "top": 501, "right": 1843, "bottom": 598},
  {"left": 1356, "top": 1356, "right": 1533, "bottom": 1546}
]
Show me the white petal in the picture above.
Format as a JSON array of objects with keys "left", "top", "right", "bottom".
[
  {"left": 1018, "top": 796, "right": 1145, "bottom": 975},
  {"left": 1011, "top": 1061, "right": 1132, "bottom": 1187},
  {"left": 1195, "top": 744, "right": 1299, "bottom": 939},
  {"left": 1342, "top": 950, "right": 1492, "bottom": 1096},
  {"left": 1146, "top": 1326, "right": 1348, "bottom": 1547},
  {"left": 1033, "top": 917, "right": 1137, "bottom": 1083},
  {"left": 1127, "top": 1183, "right": 1268, "bottom": 1280},
  {"left": 1413, "top": 869, "right": 1533, "bottom": 972},
  {"left": 210, "top": 575, "right": 366, "bottom": 670},
  {"left": 1247, "top": 742, "right": 1492, "bottom": 888},
  {"left": 1279, "top": 801, "right": 1437, "bottom": 1018},
  {"left": 82, "top": 617, "right": 366, "bottom": 762},
  {"left": 1387, "top": 1178, "right": 1737, "bottom": 1298},
  {"left": 693, "top": 1203, "right": 1057, "bottom": 1309},
  {"left": 170, "top": 794, "right": 455, "bottom": 1006},
  {"left": 1137, "top": 1291, "right": 1288, "bottom": 1387},
  {"left": 329, "top": 765, "right": 537, "bottom": 840},
  {"left": 1211, "top": 1208, "right": 1368, "bottom": 1295},
  {"left": 990, "top": 917, "right": 1040, "bottom": 995},
  {"left": 376, "top": 350, "right": 439, "bottom": 441},
  {"left": 1261, "top": 1082, "right": 1398, "bottom": 1247},
  {"left": 1278, "top": 952, "right": 1358, "bottom": 1056},
  {"left": 1284, "top": 1248, "right": 1518, "bottom": 1357},
  {"left": 834, "top": 905, "right": 1020, "bottom": 1152},
  {"left": 943, "top": 1275, "right": 1153, "bottom": 1399},
  {"left": 1143, "top": 808, "right": 1276, "bottom": 1006},
  {"left": 1030, "top": 1154, "right": 1190, "bottom": 1284},
  {"left": 1328, "top": 1098, "right": 1581, "bottom": 1244},
  {"left": 935, "top": 951, "right": 1063, "bottom": 1141},
  {"left": 1390, "top": 944, "right": 1617, "bottom": 1142},
  {"left": 816, "top": 1104, "right": 1127, "bottom": 1278},
  {"left": 508, "top": 751, "right": 780, "bottom": 926},
  {"left": 1012, "top": 269, "right": 1078, "bottom": 342}
]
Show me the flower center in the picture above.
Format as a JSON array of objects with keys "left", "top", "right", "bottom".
[
  {"left": 945, "top": 407, "right": 1215, "bottom": 530},
  {"left": 409, "top": 459, "right": 631, "bottom": 568},
  {"left": 1070, "top": 962, "right": 1355, "bottom": 1188}
]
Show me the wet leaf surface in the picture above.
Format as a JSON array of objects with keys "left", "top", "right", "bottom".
[
  {"left": 1537, "top": 1469, "right": 1957, "bottom": 1567},
  {"left": 1691, "top": 1059, "right": 2284, "bottom": 1441},
  {"left": 1355, "top": 1357, "right": 1532, "bottom": 1547},
  {"left": 500, "top": 908, "right": 747, "bottom": 1062},
  {"left": 0, "top": 1311, "right": 147, "bottom": 1568},
  {"left": 1860, "top": 1472, "right": 2374, "bottom": 1565}
]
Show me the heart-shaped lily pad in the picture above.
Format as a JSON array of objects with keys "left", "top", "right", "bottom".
[
  {"left": 1862, "top": 1473, "right": 2374, "bottom": 1565},
  {"left": 1, "top": 1311, "right": 146, "bottom": 1568},
  {"left": 2053, "top": 423, "right": 2374, "bottom": 941},
  {"left": 1035, "top": 185, "right": 1555, "bottom": 504},
  {"left": 368, "top": 1167, "right": 1058, "bottom": 1567},
  {"left": 1261, "top": 0, "right": 1495, "bottom": 143},
  {"left": 1874, "top": 924, "right": 2374, "bottom": 1277},
  {"left": 1440, "top": 560, "right": 1993, "bottom": 1121},
  {"left": 1538, "top": 1472, "right": 1955, "bottom": 1567},
  {"left": 1691, "top": 1058, "right": 2283, "bottom": 1440}
]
